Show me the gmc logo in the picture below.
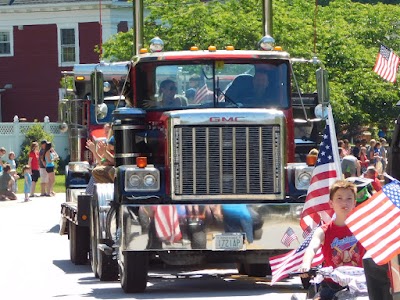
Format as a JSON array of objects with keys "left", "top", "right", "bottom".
[{"left": 209, "top": 117, "right": 245, "bottom": 122}]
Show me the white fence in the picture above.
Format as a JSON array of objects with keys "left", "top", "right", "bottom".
[{"left": 0, "top": 116, "right": 69, "bottom": 161}]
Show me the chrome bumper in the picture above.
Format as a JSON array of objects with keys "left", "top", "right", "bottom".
[{"left": 119, "top": 203, "right": 304, "bottom": 252}]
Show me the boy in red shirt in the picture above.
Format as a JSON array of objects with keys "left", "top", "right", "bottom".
[{"left": 299, "top": 180, "right": 366, "bottom": 300}]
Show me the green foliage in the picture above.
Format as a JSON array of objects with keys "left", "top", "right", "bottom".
[
  {"left": 101, "top": 0, "right": 400, "bottom": 138},
  {"left": 17, "top": 124, "right": 53, "bottom": 174}
]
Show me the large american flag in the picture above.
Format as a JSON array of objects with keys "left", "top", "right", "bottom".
[
  {"left": 300, "top": 106, "right": 342, "bottom": 231},
  {"left": 373, "top": 44, "right": 400, "bottom": 83},
  {"left": 270, "top": 227, "right": 324, "bottom": 284},
  {"left": 345, "top": 180, "right": 400, "bottom": 265}
]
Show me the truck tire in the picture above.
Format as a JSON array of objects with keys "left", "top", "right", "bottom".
[
  {"left": 97, "top": 240, "right": 119, "bottom": 281},
  {"left": 69, "top": 222, "right": 89, "bottom": 265},
  {"left": 244, "top": 263, "right": 272, "bottom": 277},
  {"left": 90, "top": 200, "right": 99, "bottom": 278},
  {"left": 120, "top": 252, "right": 148, "bottom": 293}
]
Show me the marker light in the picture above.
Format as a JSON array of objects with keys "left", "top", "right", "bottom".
[
  {"left": 190, "top": 46, "right": 199, "bottom": 51},
  {"left": 149, "top": 37, "right": 164, "bottom": 52},
  {"left": 258, "top": 35, "right": 275, "bottom": 51},
  {"left": 81, "top": 215, "right": 88, "bottom": 221},
  {"left": 306, "top": 154, "right": 318, "bottom": 166},
  {"left": 225, "top": 45, "right": 235, "bottom": 51},
  {"left": 274, "top": 46, "right": 283, "bottom": 51},
  {"left": 136, "top": 156, "right": 148, "bottom": 168},
  {"left": 139, "top": 48, "right": 148, "bottom": 54},
  {"left": 208, "top": 45, "right": 217, "bottom": 52},
  {"left": 75, "top": 76, "right": 85, "bottom": 81}
]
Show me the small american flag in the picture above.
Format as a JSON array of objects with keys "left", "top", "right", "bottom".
[
  {"left": 281, "top": 227, "right": 298, "bottom": 247},
  {"left": 270, "top": 227, "right": 324, "bottom": 284},
  {"left": 300, "top": 105, "right": 342, "bottom": 231},
  {"left": 302, "top": 225, "right": 312, "bottom": 239},
  {"left": 373, "top": 44, "right": 400, "bottom": 83},
  {"left": 194, "top": 84, "right": 212, "bottom": 103},
  {"left": 346, "top": 180, "right": 400, "bottom": 265}
]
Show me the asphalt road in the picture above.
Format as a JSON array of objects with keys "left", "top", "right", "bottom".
[{"left": 0, "top": 193, "right": 308, "bottom": 300}]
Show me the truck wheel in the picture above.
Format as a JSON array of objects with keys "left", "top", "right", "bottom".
[
  {"left": 69, "top": 222, "right": 89, "bottom": 265},
  {"left": 245, "top": 263, "right": 271, "bottom": 277},
  {"left": 191, "top": 231, "right": 207, "bottom": 249},
  {"left": 120, "top": 252, "right": 148, "bottom": 293},
  {"left": 90, "top": 201, "right": 99, "bottom": 278},
  {"left": 97, "top": 241, "right": 119, "bottom": 281}
]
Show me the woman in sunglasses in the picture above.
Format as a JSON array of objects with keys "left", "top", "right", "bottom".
[{"left": 159, "top": 79, "right": 183, "bottom": 107}]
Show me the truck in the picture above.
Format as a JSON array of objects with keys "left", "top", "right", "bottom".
[
  {"left": 59, "top": 63, "right": 128, "bottom": 265},
  {"left": 59, "top": 0, "right": 331, "bottom": 293}
]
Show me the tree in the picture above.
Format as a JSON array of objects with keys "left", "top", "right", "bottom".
[{"left": 101, "top": 0, "right": 400, "bottom": 138}]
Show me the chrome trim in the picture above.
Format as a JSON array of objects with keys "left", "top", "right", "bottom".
[
  {"left": 119, "top": 203, "right": 304, "bottom": 252},
  {"left": 167, "top": 109, "right": 286, "bottom": 201},
  {"left": 113, "top": 125, "right": 146, "bottom": 130}
]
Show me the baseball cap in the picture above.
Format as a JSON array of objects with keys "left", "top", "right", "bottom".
[{"left": 41, "top": 140, "right": 47, "bottom": 145}]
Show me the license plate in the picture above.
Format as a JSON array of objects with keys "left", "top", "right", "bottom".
[{"left": 214, "top": 233, "right": 244, "bottom": 250}]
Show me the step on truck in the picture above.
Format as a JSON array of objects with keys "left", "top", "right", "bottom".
[{"left": 59, "top": 0, "right": 332, "bottom": 293}]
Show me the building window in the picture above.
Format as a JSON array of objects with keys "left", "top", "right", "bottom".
[
  {"left": 0, "top": 29, "right": 13, "bottom": 57},
  {"left": 58, "top": 26, "right": 79, "bottom": 66}
]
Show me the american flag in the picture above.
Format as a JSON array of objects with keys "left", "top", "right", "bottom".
[
  {"left": 153, "top": 205, "right": 182, "bottom": 243},
  {"left": 345, "top": 180, "right": 400, "bottom": 265},
  {"left": 194, "top": 84, "right": 212, "bottom": 103},
  {"left": 373, "top": 44, "right": 400, "bottom": 83},
  {"left": 281, "top": 227, "right": 298, "bottom": 247},
  {"left": 300, "top": 105, "right": 342, "bottom": 231},
  {"left": 270, "top": 227, "right": 324, "bottom": 284}
]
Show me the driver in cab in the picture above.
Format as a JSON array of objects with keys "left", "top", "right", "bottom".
[{"left": 225, "top": 66, "right": 272, "bottom": 107}]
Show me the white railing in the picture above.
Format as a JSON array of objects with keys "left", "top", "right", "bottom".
[{"left": 0, "top": 116, "right": 69, "bottom": 161}]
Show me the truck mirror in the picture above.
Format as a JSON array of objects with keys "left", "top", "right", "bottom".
[
  {"left": 96, "top": 103, "right": 108, "bottom": 120},
  {"left": 316, "top": 68, "right": 330, "bottom": 107},
  {"left": 91, "top": 70, "right": 105, "bottom": 105}
]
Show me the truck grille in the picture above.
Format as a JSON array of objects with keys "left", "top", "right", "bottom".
[{"left": 173, "top": 125, "right": 282, "bottom": 197}]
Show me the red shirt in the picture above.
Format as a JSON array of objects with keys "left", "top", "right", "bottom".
[
  {"left": 29, "top": 151, "right": 39, "bottom": 170},
  {"left": 321, "top": 221, "right": 365, "bottom": 269},
  {"left": 371, "top": 177, "right": 382, "bottom": 192}
]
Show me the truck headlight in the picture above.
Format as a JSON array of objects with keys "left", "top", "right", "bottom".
[
  {"left": 295, "top": 167, "right": 314, "bottom": 190},
  {"left": 124, "top": 165, "right": 160, "bottom": 192},
  {"left": 143, "top": 174, "right": 156, "bottom": 187},
  {"left": 129, "top": 175, "right": 141, "bottom": 187}
]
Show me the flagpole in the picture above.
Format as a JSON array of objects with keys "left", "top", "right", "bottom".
[{"left": 327, "top": 104, "right": 342, "bottom": 177}]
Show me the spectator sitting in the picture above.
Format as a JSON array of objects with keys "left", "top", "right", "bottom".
[{"left": 0, "top": 164, "right": 17, "bottom": 200}]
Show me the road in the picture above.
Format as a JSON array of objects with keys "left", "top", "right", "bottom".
[{"left": 0, "top": 193, "right": 308, "bottom": 300}]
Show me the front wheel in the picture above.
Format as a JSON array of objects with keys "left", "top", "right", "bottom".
[{"left": 120, "top": 252, "right": 149, "bottom": 293}]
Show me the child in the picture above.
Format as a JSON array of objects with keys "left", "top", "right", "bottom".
[
  {"left": 299, "top": 180, "right": 366, "bottom": 300},
  {"left": 23, "top": 165, "right": 32, "bottom": 202},
  {"left": 0, "top": 164, "right": 17, "bottom": 200}
]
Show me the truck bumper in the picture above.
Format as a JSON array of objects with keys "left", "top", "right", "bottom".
[{"left": 120, "top": 203, "right": 304, "bottom": 257}]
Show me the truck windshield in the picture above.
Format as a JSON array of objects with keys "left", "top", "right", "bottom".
[{"left": 136, "top": 60, "right": 289, "bottom": 110}]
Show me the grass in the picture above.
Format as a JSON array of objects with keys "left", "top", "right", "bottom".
[{"left": 17, "top": 174, "right": 66, "bottom": 194}]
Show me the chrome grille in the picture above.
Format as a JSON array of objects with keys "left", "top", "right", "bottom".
[{"left": 173, "top": 125, "right": 282, "bottom": 197}]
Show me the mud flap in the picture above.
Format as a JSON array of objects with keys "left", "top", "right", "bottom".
[{"left": 59, "top": 216, "right": 67, "bottom": 235}]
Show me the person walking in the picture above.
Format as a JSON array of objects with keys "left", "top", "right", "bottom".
[
  {"left": 39, "top": 140, "right": 49, "bottom": 196},
  {"left": 23, "top": 165, "right": 32, "bottom": 202},
  {"left": 28, "top": 142, "right": 40, "bottom": 197}
]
